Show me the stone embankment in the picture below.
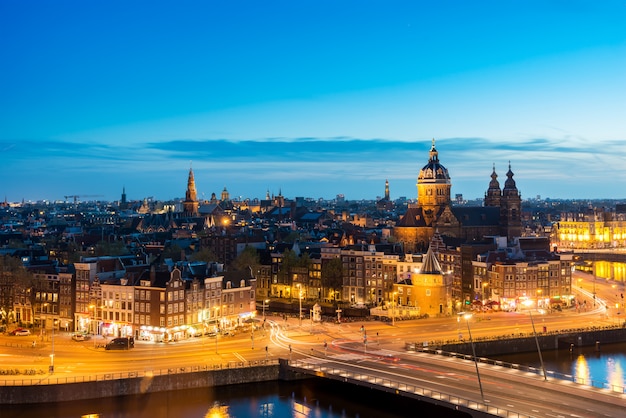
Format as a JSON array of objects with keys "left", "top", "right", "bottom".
[
  {"left": 408, "top": 326, "right": 626, "bottom": 357},
  {"left": 0, "top": 360, "right": 305, "bottom": 405}
]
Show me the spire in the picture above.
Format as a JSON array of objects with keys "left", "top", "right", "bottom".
[
  {"left": 504, "top": 161, "right": 517, "bottom": 192},
  {"left": 485, "top": 163, "right": 502, "bottom": 207},
  {"left": 428, "top": 138, "right": 439, "bottom": 163},
  {"left": 421, "top": 245, "right": 443, "bottom": 274},
  {"left": 183, "top": 165, "right": 199, "bottom": 215},
  {"left": 489, "top": 164, "right": 499, "bottom": 187}
]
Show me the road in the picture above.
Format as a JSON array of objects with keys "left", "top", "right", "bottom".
[
  {"left": 289, "top": 347, "right": 626, "bottom": 418},
  {"left": 0, "top": 270, "right": 623, "bottom": 383}
]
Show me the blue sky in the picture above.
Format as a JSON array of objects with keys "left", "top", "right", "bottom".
[{"left": 1, "top": 1, "right": 625, "bottom": 203}]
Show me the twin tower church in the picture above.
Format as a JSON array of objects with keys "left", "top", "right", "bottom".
[
  {"left": 178, "top": 139, "right": 522, "bottom": 255},
  {"left": 394, "top": 139, "right": 522, "bottom": 253}
]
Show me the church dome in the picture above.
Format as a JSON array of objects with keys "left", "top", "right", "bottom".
[{"left": 418, "top": 139, "right": 450, "bottom": 182}]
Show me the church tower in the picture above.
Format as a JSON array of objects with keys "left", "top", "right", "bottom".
[
  {"left": 417, "top": 139, "right": 451, "bottom": 224},
  {"left": 500, "top": 162, "right": 522, "bottom": 240},
  {"left": 484, "top": 164, "right": 501, "bottom": 207},
  {"left": 120, "top": 186, "right": 128, "bottom": 210},
  {"left": 220, "top": 186, "right": 230, "bottom": 202},
  {"left": 183, "top": 166, "right": 199, "bottom": 216}
]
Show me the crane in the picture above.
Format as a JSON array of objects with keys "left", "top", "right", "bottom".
[{"left": 63, "top": 194, "right": 104, "bottom": 204}]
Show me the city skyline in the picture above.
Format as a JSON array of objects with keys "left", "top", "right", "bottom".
[{"left": 2, "top": 1, "right": 625, "bottom": 203}]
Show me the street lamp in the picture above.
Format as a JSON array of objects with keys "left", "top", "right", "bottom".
[
  {"left": 213, "top": 306, "right": 219, "bottom": 353},
  {"left": 463, "top": 313, "right": 485, "bottom": 402},
  {"left": 262, "top": 299, "right": 270, "bottom": 320},
  {"left": 297, "top": 284, "right": 302, "bottom": 327},
  {"left": 392, "top": 292, "right": 397, "bottom": 326},
  {"left": 49, "top": 319, "right": 56, "bottom": 374},
  {"left": 523, "top": 301, "right": 547, "bottom": 381}
]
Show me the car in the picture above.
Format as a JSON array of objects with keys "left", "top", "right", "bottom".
[
  {"left": 105, "top": 337, "right": 134, "bottom": 350},
  {"left": 72, "top": 333, "right": 85, "bottom": 341},
  {"left": 11, "top": 328, "right": 31, "bottom": 336}
]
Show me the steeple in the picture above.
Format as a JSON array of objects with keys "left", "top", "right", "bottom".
[
  {"left": 183, "top": 164, "right": 199, "bottom": 216},
  {"left": 503, "top": 161, "right": 518, "bottom": 194},
  {"left": 500, "top": 161, "right": 521, "bottom": 240},
  {"left": 484, "top": 163, "right": 502, "bottom": 207}
]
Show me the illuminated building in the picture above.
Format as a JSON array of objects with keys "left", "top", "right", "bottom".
[
  {"left": 393, "top": 245, "right": 451, "bottom": 317},
  {"left": 554, "top": 206, "right": 626, "bottom": 250},
  {"left": 393, "top": 139, "right": 521, "bottom": 253},
  {"left": 471, "top": 237, "right": 573, "bottom": 310}
]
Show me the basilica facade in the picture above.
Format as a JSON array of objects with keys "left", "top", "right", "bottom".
[{"left": 393, "top": 140, "right": 522, "bottom": 253}]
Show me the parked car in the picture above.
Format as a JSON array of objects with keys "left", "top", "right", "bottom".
[
  {"left": 10, "top": 328, "right": 31, "bottom": 336},
  {"left": 105, "top": 337, "right": 134, "bottom": 350},
  {"left": 71, "top": 333, "right": 85, "bottom": 341}
]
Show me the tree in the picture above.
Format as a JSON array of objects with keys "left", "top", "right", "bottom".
[
  {"left": 189, "top": 246, "right": 218, "bottom": 264},
  {"left": 278, "top": 249, "right": 299, "bottom": 285},
  {"left": 94, "top": 240, "right": 129, "bottom": 257},
  {"left": 321, "top": 257, "right": 344, "bottom": 302},
  {"left": 230, "top": 245, "right": 260, "bottom": 275},
  {"left": 0, "top": 255, "right": 33, "bottom": 322},
  {"left": 297, "top": 252, "right": 312, "bottom": 268},
  {"left": 162, "top": 244, "right": 184, "bottom": 262}
]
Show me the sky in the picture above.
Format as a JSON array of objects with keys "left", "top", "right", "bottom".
[{"left": 1, "top": 1, "right": 625, "bottom": 204}]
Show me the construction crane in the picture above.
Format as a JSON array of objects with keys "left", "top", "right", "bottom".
[{"left": 63, "top": 194, "right": 104, "bottom": 204}]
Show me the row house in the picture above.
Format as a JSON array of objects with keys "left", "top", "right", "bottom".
[
  {"left": 30, "top": 266, "right": 61, "bottom": 332},
  {"left": 96, "top": 266, "right": 257, "bottom": 343},
  {"left": 74, "top": 257, "right": 126, "bottom": 334},
  {"left": 341, "top": 244, "right": 400, "bottom": 306},
  {"left": 472, "top": 244, "right": 573, "bottom": 311},
  {"left": 267, "top": 242, "right": 321, "bottom": 302}
]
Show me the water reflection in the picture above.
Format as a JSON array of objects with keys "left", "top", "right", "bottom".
[
  {"left": 573, "top": 354, "right": 590, "bottom": 384},
  {"left": 205, "top": 402, "right": 230, "bottom": 418},
  {"left": 495, "top": 342, "right": 626, "bottom": 390},
  {"left": 5, "top": 378, "right": 471, "bottom": 418},
  {"left": 606, "top": 357, "right": 624, "bottom": 391}
]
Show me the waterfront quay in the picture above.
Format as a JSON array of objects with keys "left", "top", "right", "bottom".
[{"left": 2, "top": 325, "right": 626, "bottom": 418}]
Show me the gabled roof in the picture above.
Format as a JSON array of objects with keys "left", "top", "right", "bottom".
[{"left": 396, "top": 207, "right": 428, "bottom": 227}]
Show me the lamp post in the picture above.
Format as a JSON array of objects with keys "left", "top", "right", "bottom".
[
  {"left": 262, "top": 299, "right": 270, "bottom": 320},
  {"left": 213, "top": 306, "right": 220, "bottom": 353},
  {"left": 529, "top": 309, "right": 548, "bottom": 381},
  {"left": 464, "top": 314, "right": 485, "bottom": 402},
  {"left": 49, "top": 319, "right": 56, "bottom": 374},
  {"left": 392, "top": 292, "right": 397, "bottom": 326},
  {"left": 522, "top": 299, "right": 547, "bottom": 380},
  {"left": 251, "top": 315, "right": 255, "bottom": 349},
  {"left": 593, "top": 263, "right": 597, "bottom": 307},
  {"left": 297, "top": 284, "right": 302, "bottom": 327}
]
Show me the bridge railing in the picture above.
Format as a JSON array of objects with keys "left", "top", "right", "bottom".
[
  {"left": 288, "top": 359, "right": 530, "bottom": 418},
  {"left": 0, "top": 359, "right": 279, "bottom": 387},
  {"left": 406, "top": 345, "right": 626, "bottom": 394}
]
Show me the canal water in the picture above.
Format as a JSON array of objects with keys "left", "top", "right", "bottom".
[
  {"left": 5, "top": 344, "right": 624, "bottom": 418},
  {"left": 492, "top": 341, "right": 626, "bottom": 390},
  {"left": 2, "top": 378, "right": 471, "bottom": 418}
]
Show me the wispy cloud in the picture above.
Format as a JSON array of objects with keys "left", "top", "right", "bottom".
[{"left": 2, "top": 136, "right": 624, "bottom": 201}]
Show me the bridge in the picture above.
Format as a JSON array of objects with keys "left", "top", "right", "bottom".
[
  {"left": 573, "top": 250, "right": 626, "bottom": 264},
  {"left": 283, "top": 348, "right": 625, "bottom": 418}
]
